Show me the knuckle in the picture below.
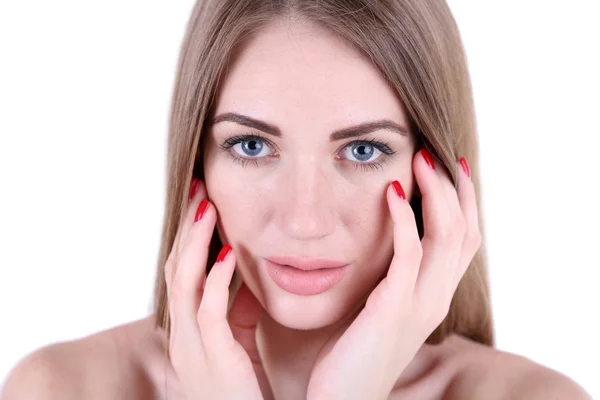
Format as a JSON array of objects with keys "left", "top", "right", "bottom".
[
  {"left": 366, "top": 279, "right": 394, "bottom": 312},
  {"left": 170, "top": 283, "right": 190, "bottom": 313},
  {"left": 167, "top": 294, "right": 181, "bottom": 319},
  {"left": 407, "top": 241, "right": 423, "bottom": 263},
  {"left": 439, "top": 223, "right": 454, "bottom": 242},
  {"left": 435, "top": 302, "right": 451, "bottom": 324},
  {"left": 197, "top": 307, "right": 217, "bottom": 329},
  {"left": 419, "top": 297, "right": 450, "bottom": 327},
  {"left": 467, "top": 230, "right": 483, "bottom": 252},
  {"left": 400, "top": 233, "right": 422, "bottom": 255},
  {"left": 435, "top": 228, "right": 454, "bottom": 248},
  {"left": 430, "top": 303, "right": 450, "bottom": 326},
  {"left": 164, "top": 256, "right": 175, "bottom": 284},
  {"left": 172, "top": 274, "right": 189, "bottom": 298},
  {"left": 455, "top": 216, "right": 467, "bottom": 238},
  {"left": 474, "top": 231, "right": 483, "bottom": 247}
]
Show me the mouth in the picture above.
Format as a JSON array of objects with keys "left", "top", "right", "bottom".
[{"left": 264, "top": 257, "right": 348, "bottom": 296}]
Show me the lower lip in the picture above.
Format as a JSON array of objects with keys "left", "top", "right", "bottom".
[{"left": 265, "top": 259, "right": 348, "bottom": 296}]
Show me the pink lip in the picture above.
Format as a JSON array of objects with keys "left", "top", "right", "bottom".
[
  {"left": 265, "top": 256, "right": 347, "bottom": 271},
  {"left": 264, "top": 258, "right": 348, "bottom": 296}
]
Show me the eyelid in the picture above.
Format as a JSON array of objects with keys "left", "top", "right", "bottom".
[
  {"left": 220, "top": 132, "right": 279, "bottom": 152},
  {"left": 219, "top": 133, "right": 395, "bottom": 169},
  {"left": 218, "top": 133, "right": 278, "bottom": 169},
  {"left": 334, "top": 137, "right": 395, "bottom": 157}
]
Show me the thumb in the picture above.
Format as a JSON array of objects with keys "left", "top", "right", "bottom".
[{"left": 228, "top": 282, "right": 264, "bottom": 365}]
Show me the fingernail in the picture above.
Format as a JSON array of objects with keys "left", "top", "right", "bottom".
[
  {"left": 189, "top": 178, "right": 199, "bottom": 200},
  {"left": 216, "top": 244, "right": 232, "bottom": 263},
  {"left": 194, "top": 200, "right": 210, "bottom": 223},
  {"left": 421, "top": 148, "right": 435, "bottom": 170},
  {"left": 391, "top": 180, "right": 406, "bottom": 200},
  {"left": 459, "top": 157, "right": 471, "bottom": 178}
]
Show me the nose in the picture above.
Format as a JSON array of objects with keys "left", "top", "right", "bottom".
[{"left": 276, "top": 159, "right": 336, "bottom": 241}]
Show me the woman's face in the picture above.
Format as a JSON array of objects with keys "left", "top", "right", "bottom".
[{"left": 203, "top": 18, "right": 417, "bottom": 330}]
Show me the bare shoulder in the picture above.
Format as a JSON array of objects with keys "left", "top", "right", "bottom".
[
  {"left": 444, "top": 335, "right": 592, "bottom": 400},
  {"left": 1, "top": 316, "right": 161, "bottom": 400},
  {"left": 1, "top": 339, "right": 82, "bottom": 400}
]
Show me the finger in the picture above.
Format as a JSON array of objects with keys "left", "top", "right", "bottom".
[
  {"left": 165, "top": 179, "right": 213, "bottom": 370},
  {"left": 383, "top": 181, "right": 422, "bottom": 298},
  {"left": 165, "top": 200, "right": 215, "bottom": 366},
  {"left": 228, "top": 282, "right": 264, "bottom": 365},
  {"left": 165, "top": 178, "right": 204, "bottom": 298},
  {"left": 167, "top": 178, "right": 206, "bottom": 327},
  {"left": 435, "top": 162, "right": 467, "bottom": 294},
  {"left": 165, "top": 178, "right": 208, "bottom": 310},
  {"left": 177, "top": 178, "right": 208, "bottom": 256},
  {"left": 412, "top": 148, "right": 456, "bottom": 300},
  {"left": 452, "top": 157, "right": 482, "bottom": 290},
  {"left": 437, "top": 163, "right": 463, "bottom": 233},
  {"left": 172, "top": 198, "right": 215, "bottom": 324},
  {"left": 414, "top": 148, "right": 451, "bottom": 241},
  {"left": 197, "top": 244, "right": 237, "bottom": 361}
]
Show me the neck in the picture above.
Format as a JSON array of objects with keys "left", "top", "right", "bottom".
[
  {"left": 255, "top": 304, "right": 356, "bottom": 400},
  {"left": 255, "top": 300, "right": 441, "bottom": 400}
]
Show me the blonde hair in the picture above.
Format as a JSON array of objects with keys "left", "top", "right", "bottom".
[{"left": 153, "top": 0, "right": 494, "bottom": 347}]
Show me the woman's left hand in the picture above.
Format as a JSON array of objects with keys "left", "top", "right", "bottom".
[{"left": 306, "top": 149, "right": 482, "bottom": 400}]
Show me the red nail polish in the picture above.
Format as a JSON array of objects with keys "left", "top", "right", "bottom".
[
  {"left": 194, "top": 200, "right": 210, "bottom": 223},
  {"left": 391, "top": 180, "right": 406, "bottom": 200},
  {"left": 459, "top": 157, "right": 471, "bottom": 178},
  {"left": 421, "top": 148, "right": 435, "bottom": 170},
  {"left": 216, "top": 244, "right": 232, "bottom": 263},
  {"left": 189, "top": 178, "right": 199, "bottom": 200}
]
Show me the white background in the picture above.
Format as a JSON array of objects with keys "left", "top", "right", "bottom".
[{"left": 1, "top": 1, "right": 598, "bottom": 397}]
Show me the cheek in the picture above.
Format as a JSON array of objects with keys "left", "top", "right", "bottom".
[
  {"left": 206, "top": 168, "right": 265, "bottom": 240},
  {"left": 347, "top": 187, "right": 393, "bottom": 246},
  {"left": 342, "top": 180, "right": 405, "bottom": 277}
]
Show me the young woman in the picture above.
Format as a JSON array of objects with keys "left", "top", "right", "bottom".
[{"left": 2, "top": 1, "right": 592, "bottom": 399}]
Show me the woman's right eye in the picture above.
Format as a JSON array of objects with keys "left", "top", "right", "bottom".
[
  {"left": 231, "top": 137, "right": 273, "bottom": 158},
  {"left": 218, "top": 134, "right": 278, "bottom": 168}
]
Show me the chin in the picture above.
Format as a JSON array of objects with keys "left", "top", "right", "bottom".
[{"left": 262, "top": 288, "right": 353, "bottom": 330}]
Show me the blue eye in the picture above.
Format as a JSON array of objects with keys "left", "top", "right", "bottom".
[
  {"left": 218, "top": 134, "right": 276, "bottom": 168},
  {"left": 231, "top": 137, "right": 272, "bottom": 158},
  {"left": 342, "top": 143, "right": 382, "bottom": 163},
  {"left": 218, "top": 133, "right": 395, "bottom": 171}
]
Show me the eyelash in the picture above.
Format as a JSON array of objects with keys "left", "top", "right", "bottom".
[
  {"left": 219, "top": 133, "right": 397, "bottom": 172},
  {"left": 218, "top": 134, "right": 271, "bottom": 169}
]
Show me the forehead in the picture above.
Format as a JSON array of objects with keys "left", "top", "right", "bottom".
[{"left": 213, "top": 18, "right": 409, "bottom": 130}]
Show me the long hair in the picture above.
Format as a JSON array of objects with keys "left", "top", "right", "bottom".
[{"left": 153, "top": 0, "right": 494, "bottom": 347}]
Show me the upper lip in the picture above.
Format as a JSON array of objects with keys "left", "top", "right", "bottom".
[{"left": 265, "top": 256, "right": 348, "bottom": 271}]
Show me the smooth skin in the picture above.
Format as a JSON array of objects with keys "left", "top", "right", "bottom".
[
  {"left": 164, "top": 178, "right": 267, "bottom": 399},
  {"left": 152, "top": 149, "right": 590, "bottom": 400},
  {"left": 156, "top": 150, "right": 590, "bottom": 400},
  {"left": 1, "top": 16, "right": 592, "bottom": 400},
  {"left": 306, "top": 150, "right": 480, "bottom": 400},
  {"left": 165, "top": 147, "right": 478, "bottom": 400},
  {"left": 1, "top": 158, "right": 591, "bottom": 399}
]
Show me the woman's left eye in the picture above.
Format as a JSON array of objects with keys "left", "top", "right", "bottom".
[{"left": 341, "top": 143, "right": 382, "bottom": 163}]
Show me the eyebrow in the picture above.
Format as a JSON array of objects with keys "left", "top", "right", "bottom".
[{"left": 211, "top": 112, "right": 409, "bottom": 140}]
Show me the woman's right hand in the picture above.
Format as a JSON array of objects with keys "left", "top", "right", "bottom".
[{"left": 164, "top": 178, "right": 272, "bottom": 400}]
